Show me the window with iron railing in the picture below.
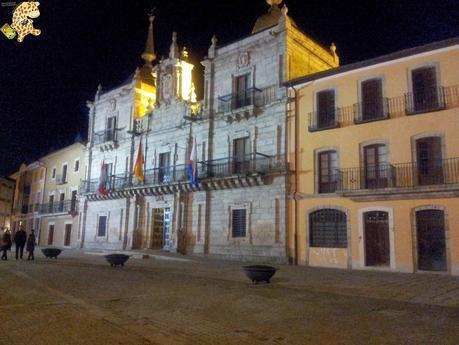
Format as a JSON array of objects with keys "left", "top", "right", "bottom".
[
  {"left": 309, "top": 209, "right": 347, "bottom": 248},
  {"left": 407, "top": 66, "right": 445, "bottom": 114},
  {"left": 355, "top": 78, "right": 388, "bottom": 123},
  {"left": 318, "top": 150, "right": 339, "bottom": 193}
]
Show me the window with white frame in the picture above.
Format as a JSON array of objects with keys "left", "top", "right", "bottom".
[{"left": 74, "top": 159, "right": 80, "bottom": 172}]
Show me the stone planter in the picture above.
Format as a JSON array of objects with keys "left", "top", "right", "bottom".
[
  {"left": 104, "top": 254, "right": 130, "bottom": 267},
  {"left": 242, "top": 265, "right": 278, "bottom": 284},
  {"left": 41, "top": 248, "right": 62, "bottom": 259}
]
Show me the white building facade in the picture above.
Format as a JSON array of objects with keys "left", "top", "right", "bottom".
[{"left": 79, "top": 1, "right": 338, "bottom": 262}]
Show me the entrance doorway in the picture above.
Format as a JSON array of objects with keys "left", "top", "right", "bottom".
[
  {"left": 416, "top": 209, "right": 447, "bottom": 271},
  {"left": 364, "top": 211, "right": 390, "bottom": 266},
  {"left": 64, "top": 224, "right": 72, "bottom": 247},
  {"left": 150, "top": 208, "right": 171, "bottom": 251}
]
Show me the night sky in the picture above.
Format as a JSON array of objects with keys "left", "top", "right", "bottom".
[{"left": 0, "top": 0, "right": 457, "bottom": 177}]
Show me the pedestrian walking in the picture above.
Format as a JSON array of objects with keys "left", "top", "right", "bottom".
[
  {"left": 1, "top": 230, "right": 12, "bottom": 260},
  {"left": 14, "top": 227, "right": 27, "bottom": 260},
  {"left": 26, "top": 229, "right": 36, "bottom": 261}
]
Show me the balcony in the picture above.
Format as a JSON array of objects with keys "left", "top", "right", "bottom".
[
  {"left": 405, "top": 87, "right": 446, "bottom": 115},
  {"left": 80, "top": 153, "right": 288, "bottom": 198},
  {"left": 218, "top": 87, "right": 263, "bottom": 113},
  {"left": 308, "top": 85, "right": 458, "bottom": 131},
  {"left": 93, "top": 128, "right": 126, "bottom": 149},
  {"left": 337, "top": 158, "right": 459, "bottom": 199},
  {"left": 308, "top": 108, "right": 340, "bottom": 131},
  {"left": 55, "top": 174, "right": 68, "bottom": 185},
  {"left": 39, "top": 200, "right": 78, "bottom": 215},
  {"left": 353, "top": 98, "right": 390, "bottom": 124}
]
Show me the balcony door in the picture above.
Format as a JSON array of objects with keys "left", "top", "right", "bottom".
[
  {"left": 317, "top": 90, "right": 336, "bottom": 129},
  {"left": 318, "top": 150, "right": 338, "bottom": 193},
  {"left": 58, "top": 193, "right": 65, "bottom": 212},
  {"left": 361, "top": 78, "right": 384, "bottom": 121},
  {"left": 364, "top": 144, "right": 388, "bottom": 189},
  {"left": 416, "top": 137, "right": 443, "bottom": 186},
  {"left": 48, "top": 195, "right": 54, "bottom": 213},
  {"left": 158, "top": 152, "right": 170, "bottom": 183},
  {"left": 233, "top": 137, "right": 250, "bottom": 174},
  {"left": 235, "top": 74, "right": 249, "bottom": 109},
  {"left": 106, "top": 116, "right": 117, "bottom": 141},
  {"left": 70, "top": 190, "right": 77, "bottom": 212},
  {"left": 364, "top": 211, "right": 390, "bottom": 266},
  {"left": 412, "top": 67, "right": 439, "bottom": 112}
]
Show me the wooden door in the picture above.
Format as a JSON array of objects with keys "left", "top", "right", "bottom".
[
  {"left": 412, "top": 67, "right": 438, "bottom": 112},
  {"left": 150, "top": 208, "right": 164, "bottom": 249},
  {"left": 317, "top": 90, "right": 335, "bottom": 128},
  {"left": 64, "top": 224, "right": 72, "bottom": 247},
  {"left": 235, "top": 74, "right": 249, "bottom": 108},
  {"left": 361, "top": 78, "right": 383, "bottom": 120},
  {"left": 416, "top": 210, "right": 447, "bottom": 271},
  {"left": 364, "top": 211, "right": 390, "bottom": 266},
  {"left": 48, "top": 225, "right": 54, "bottom": 245},
  {"left": 416, "top": 137, "right": 443, "bottom": 185}
]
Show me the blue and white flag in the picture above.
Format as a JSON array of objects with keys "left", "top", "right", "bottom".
[{"left": 188, "top": 138, "right": 198, "bottom": 186}]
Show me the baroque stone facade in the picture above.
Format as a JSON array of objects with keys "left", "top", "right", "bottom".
[{"left": 78, "top": 1, "right": 338, "bottom": 262}]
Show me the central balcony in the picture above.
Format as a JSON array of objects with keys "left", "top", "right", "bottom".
[
  {"left": 80, "top": 153, "right": 288, "bottom": 199},
  {"left": 39, "top": 200, "right": 78, "bottom": 215},
  {"left": 93, "top": 128, "right": 126, "bottom": 151},
  {"left": 336, "top": 157, "right": 459, "bottom": 200}
]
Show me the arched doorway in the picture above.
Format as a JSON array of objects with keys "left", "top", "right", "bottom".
[
  {"left": 416, "top": 209, "right": 447, "bottom": 271},
  {"left": 364, "top": 211, "right": 390, "bottom": 266}
]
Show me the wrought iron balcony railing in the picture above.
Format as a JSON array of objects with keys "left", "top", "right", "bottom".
[
  {"left": 55, "top": 174, "right": 68, "bottom": 185},
  {"left": 405, "top": 87, "right": 446, "bottom": 115},
  {"left": 353, "top": 98, "right": 390, "bottom": 123},
  {"left": 337, "top": 158, "right": 459, "bottom": 193},
  {"left": 308, "top": 108, "right": 340, "bottom": 131},
  {"left": 80, "top": 153, "right": 287, "bottom": 194},
  {"left": 39, "top": 200, "right": 78, "bottom": 215},
  {"left": 217, "top": 87, "right": 263, "bottom": 113},
  {"left": 93, "top": 128, "right": 126, "bottom": 145},
  {"left": 307, "top": 85, "right": 458, "bottom": 131}
]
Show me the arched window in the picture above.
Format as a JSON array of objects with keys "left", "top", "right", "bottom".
[{"left": 309, "top": 209, "right": 347, "bottom": 248}]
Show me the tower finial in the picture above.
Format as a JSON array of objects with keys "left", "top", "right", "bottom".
[
  {"left": 141, "top": 13, "right": 156, "bottom": 65},
  {"left": 266, "top": 0, "right": 282, "bottom": 7},
  {"left": 170, "top": 32, "right": 179, "bottom": 59}
]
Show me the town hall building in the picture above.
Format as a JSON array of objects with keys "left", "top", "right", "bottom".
[{"left": 77, "top": 0, "right": 339, "bottom": 262}]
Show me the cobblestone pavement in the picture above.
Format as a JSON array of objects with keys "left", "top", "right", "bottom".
[{"left": 0, "top": 249, "right": 458, "bottom": 345}]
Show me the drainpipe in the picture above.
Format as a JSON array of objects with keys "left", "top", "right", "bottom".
[{"left": 291, "top": 85, "right": 299, "bottom": 265}]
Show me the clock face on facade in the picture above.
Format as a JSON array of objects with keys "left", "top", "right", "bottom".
[{"left": 162, "top": 74, "right": 173, "bottom": 102}]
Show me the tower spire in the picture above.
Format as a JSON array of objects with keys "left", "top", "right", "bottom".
[{"left": 141, "top": 14, "right": 156, "bottom": 65}]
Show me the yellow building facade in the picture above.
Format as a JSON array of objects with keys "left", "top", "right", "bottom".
[{"left": 286, "top": 38, "right": 459, "bottom": 275}]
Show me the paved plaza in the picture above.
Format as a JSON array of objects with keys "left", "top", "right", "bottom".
[{"left": 0, "top": 249, "right": 458, "bottom": 345}]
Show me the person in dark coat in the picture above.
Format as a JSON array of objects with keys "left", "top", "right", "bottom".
[
  {"left": 14, "top": 227, "right": 27, "bottom": 260},
  {"left": 26, "top": 229, "right": 36, "bottom": 261},
  {"left": 1, "top": 230, "right": 12, "bottom": 260}
]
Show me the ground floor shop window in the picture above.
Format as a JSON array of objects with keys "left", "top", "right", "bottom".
[{"left": 309, "top": 209, "right": 347, "bottom": 248}]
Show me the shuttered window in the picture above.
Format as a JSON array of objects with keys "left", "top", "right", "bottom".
[
  {"left": 318, "top": 150, "right": 338, "bottom": 193},
  {"left": 232, "top": 209, "right": 247, "bottom": 238},
  {"left": 98, "top": 215, "right": 107, "bottom": 237},
  {"left": 309, "top": 209, "right": 347, "bottom": 248}
]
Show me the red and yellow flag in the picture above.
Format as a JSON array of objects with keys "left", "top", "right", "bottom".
[{"left": 133, "top": 140, "right": 145, "bottom": 182}]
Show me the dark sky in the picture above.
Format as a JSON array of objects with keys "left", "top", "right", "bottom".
[{"left": 0, "top": 0, "right": 457, "bottom": 176}]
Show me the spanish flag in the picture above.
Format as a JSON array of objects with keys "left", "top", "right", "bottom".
[{"left": 133, "top": 140, "right": 145, "bottom": 182}]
